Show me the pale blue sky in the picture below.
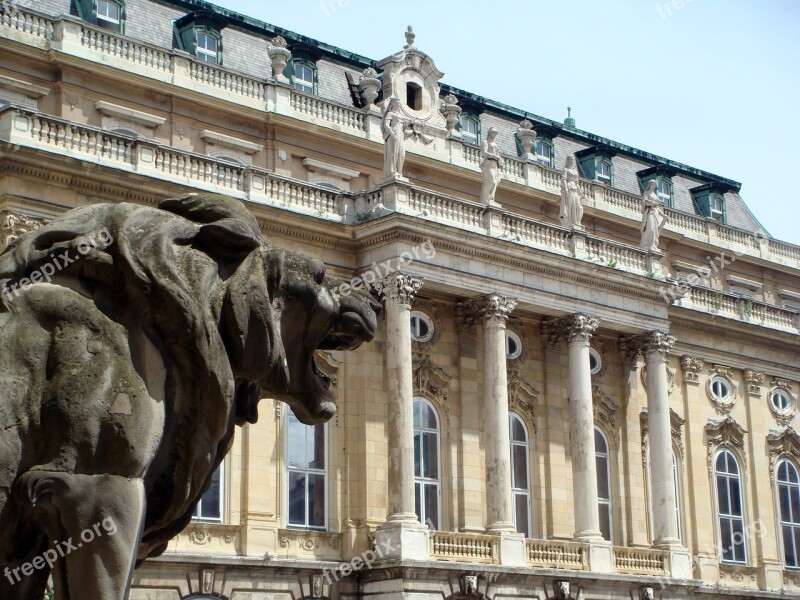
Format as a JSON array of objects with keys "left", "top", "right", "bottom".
[{"left": 213, "top": 0, "right": 800, "bottom": 244}]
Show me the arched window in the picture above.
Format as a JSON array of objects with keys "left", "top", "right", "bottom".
[
  {"left": 292, "top": 60, "right": 317, "bottom": 94},
  {"left": 509, "top": 413, "right": 531, "bottom": 537},
  {"left": 192, "top": 463, "right": 223, "bottom": 522},
  {"left": 656, "top": 177, "right": 673, "bottom": 207},
  {"left": 534, "top": 137, "right": 553, "bottom": 168},
  {"left": 715, "top": 450, "right": 747, "bottom": 563},
  {"left": 413, "top": 397, "right": 441, "bottom": 529},
  {"left": 777, "top": 460, "right": 800, "bottom": 569},
  {"left": 459, "top": 114, "right": 480, "bottom": 146},
  {"left": 286, "top": 407, "right": 327, "bottom": 530},
  {"left": 595, "top": 427, "right": 613, "bottom": 541},
  {"left": 195, "top": 30, "right": 221, "bottom": 64}
]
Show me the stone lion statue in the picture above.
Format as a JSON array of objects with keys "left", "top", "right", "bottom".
[{"left": 0, "top": 194, "right": 380, "bottom": 600}]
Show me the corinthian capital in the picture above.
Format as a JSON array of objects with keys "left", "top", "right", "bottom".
[
  {"left": 371, "top": 272, "right": 423, "bottom": 306},
  {"left": 464, "top": 293, "right": 517, "bottom": 327},
  {"left": 547, "top": 313, "right": 599, "bottom": 344},
  {"left": 621, "top": 330, "right": 675, "bottom": 361}
]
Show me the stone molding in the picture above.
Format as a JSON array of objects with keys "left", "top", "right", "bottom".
[
  {"left": 640, "top": 408, "right": 686, "bottom": 468},
  {"left": 412, "top": 349, "right": 452, "bottom": 429},
  {"left": 371, "top": 272, "right": 423, "bottom": 306},
  {"left": 705, "top": 416, "right": 748, "bottom": 476},
  {"left": 593, "top": 385, "right": 619, "bottom": 446},
  {"left": 680, "top": 355, "right": 704, "bottom": 384},
  {"left": 0, "top": 210, "right": 46, "bottom": 252},
  {"left": 507, "top": 368, "right": 538, "bottom": 443},
  {"left": 767, "top": 427, "right": 800, "bottom": 484}
]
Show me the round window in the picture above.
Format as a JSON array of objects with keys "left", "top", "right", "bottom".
[
  {"left": 709, "top": 377, "right": 732, "bottom": 403},
  {"left": 771, "top": 389, "right": 792, "bottom": 414},
  {"left": 410, "top": 311, "right": 434, "bottom": 343},
  {"left": 506, "top": 331, "right": 522, "bottom": 360},
  {"left": 589, "top": 348, "right": 602, "bottom": 375}
]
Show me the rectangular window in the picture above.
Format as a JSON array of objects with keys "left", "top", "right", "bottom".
[
  {"left": 710, "top": 194, "right": 725, "bottom": 223},
  {"left": 192, "top": 464, "right": 223, "bottom": 522},
  {"left": 287, "top": 409, "right": 327, "bottom": 529},
  {"left": 535, "top": 139, "right": 552, "bottom": 167},
  {"left": 596, "top": 160, "right": 611, "bottom": 185},
  {"left": 461, "top": 117, "right": 478, "bottom": 145},
  {"left": 293, "top": 63, "right": 315, "bottom": 94},
  {"left": 196, "top": 31, "right": 219, "bottom": 64},
  {"left": 96, "top": 0, "right": 121, "bottom": 32}
]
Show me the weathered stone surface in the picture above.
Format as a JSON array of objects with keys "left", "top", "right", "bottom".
[{"left": 0, "top": 194, "right": 379, "bottom": 600}]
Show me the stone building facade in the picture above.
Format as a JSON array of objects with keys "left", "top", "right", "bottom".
[{"left": 1, "top": 1, "right": 799, "bottom": 598}]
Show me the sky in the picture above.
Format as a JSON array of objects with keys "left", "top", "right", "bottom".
[{"left": 211, "top": 0, "right": 800, "bottom": 244}]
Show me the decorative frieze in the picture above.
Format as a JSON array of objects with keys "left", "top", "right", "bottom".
[
  {"left": 680, "top": 355, "right": 704, "bottom": 384},
  {"left": 507, "top": 368, "right": 538, "bottom": 442},
  {"left": 593, "top": 385, "right": 619, "bottom": 445},
  {"left": 0, "top": 210, "right": 45, "bottom": 252},
  {"left": 767, "top": 427, "right": 800, "bottom": 484},
  {"left": 412, "top": 349, "right": 452, "bottom": 428},
  {"left": 705, "top": 417, "right": 748, "bottom": 476},
  {"left": 743, "top": 369, "right": 765, "bottom": 396}
]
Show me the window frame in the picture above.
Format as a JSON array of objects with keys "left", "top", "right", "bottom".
[
  {"left": 534, "top": 137, "right": 554, "bottom": 168},
  {"left": 506, "top": 330, "right": 523, "bottom": 361},
  {"left": 291, "top": 59, "right": 318, "bottom": 94},
  {"left": 285, "top": 407, "right": 329, "bottom": 531},
  {"left": 413, "top": 397, "right": 442, "bottom": 529},
  {"left": 589, "top": 347, "right": 603, "bottom": 376},
  {"left": 509, "top": 412, "right": 532, "bottom": 537},
  {"left": 655, "top": 176, "right": 673, "bottom": 207},
  {"left": 771, "top": 388, "right": 794, "bottom": 417},
  {"left": 595, "top": 157, "right": 613, "bottom": 186},
  {"left": 95, "top": 0, "right": 123, "bottom": 32},
  {"left": 595, "top": 426, "right": 613, "bottom": 542},
  {"left": 459, "top": 114, "right": 481, "bottom": 146},
  {"left": 776, "top": 459, "right": 800, "bottom": 570},
  {"left": 195, "top": 28, "right": 221, "bottom": 64},
  {"left": 192, "top": 462, "right": 224, "bottom": 523},
  {"left": 410, "top": 311, "right": 434, "bottom": 344},
  {"left": 714, "top": 449, "right": 748, "bottom": 565},
  {"left": 709, "top": 192, "right": 726, "bottom": 223}
]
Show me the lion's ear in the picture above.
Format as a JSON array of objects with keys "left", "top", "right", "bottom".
[
  {"left": 194, "top": 218, "right": 260, "bottom": 262},
  {"left": 265, "top": 248, "right": 285, "bottom": 302}
]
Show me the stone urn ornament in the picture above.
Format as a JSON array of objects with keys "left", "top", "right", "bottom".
[
  {"left": 359, "top": 67, "right": 381, "bottom": 107},
  {"left": 268, "top": 35, "right": 291, "bottom": 83},
  {"left": 516, "top": 119, "right": 537, "bottom": 160},
  {"left": 441, "top": 94, "right": 462, "bottom": 134}
]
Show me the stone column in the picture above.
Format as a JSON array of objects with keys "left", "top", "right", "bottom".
[
  {"left": 640, "top": 331, "right": 679, "bottom": 548},
  {"left": 560, "top": 314, "right": 603, "bottom": 541},
  {"left": 371, "top": 272, "right": 428, "bottom": 560},
  {"left": 465, "top": 293, "right": 525, "bottom": 566}
]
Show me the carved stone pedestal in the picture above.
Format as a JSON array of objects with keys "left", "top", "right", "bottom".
[{"left": 374, "top": 520, "right": 429, "bottom": 561}]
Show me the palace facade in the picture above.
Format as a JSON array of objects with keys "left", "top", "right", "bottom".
[{"left": 1, "top": 1, "right": 799, "bottom": 599}]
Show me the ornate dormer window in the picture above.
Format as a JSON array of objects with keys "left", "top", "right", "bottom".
[
  {"left": 75, "top": 0, "right": 125, "bottom": 33},
  {"left": 691, "top": 183, "right": 731, "bottom": 224},
  {"left": 376, "top": 26, "right": 447, "bottom": 133},
  {"left": 576, "top": 145, "right": 617, "bottom": 186},
  {"left": 174, "top": 11, "right": 228, "bottom": 65},
  {"left": 637, "top": 165, "right": 677, "bottom": 208}
]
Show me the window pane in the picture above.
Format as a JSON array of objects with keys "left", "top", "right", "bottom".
[
  {"left": 510, "top": 416, "right": 526, "bottom": 442},
  {"left": 512, "top": 445, "right": 528, "bottom": 490},
  {"left": 729, "top": 478, "right": 742, "bottom": 516},
  {"left": 594, "top": 429, "right": 607, "bottom": 453},
  {"left": 309, "top": 423, "right": 325, "bottom": 469},
  {"left": 423, "top": 432, "right": 439, "bottom": 479},
  {"left": 793, "top": 527, "right": 800, "bottom": 567},
  {"left": 785, "top": 525, "right": 798, "bottom": 567},
  {"left": 791, "top": 487, "right": 800, "bottom": 523},
  {"left": 307, "top": 473, "right": 326, "bottom": 528},
  {"left": 599, "top": 504, "right": 611, "bottom": 541},
  {"left": 780, "top": 484, "right": 792, "bottom": 521},
  {"left": 514, "top": 493, "right": 530, "bottom": 537},
  {"left": 424, "top": 483, "right": 439, "bottom": 530},
  {"left": 732, "top": 519, "right": 746, "bottom": 562},
  {"left": 720, "top": 518, "right": 733, "bottom": 561},
  {"left": 414, "top": 431, "right": 422, "bottom": 477},
  {"left": 415, "top": 482, "right": 422, "bottom": 523},
  {"left": 596, "top": 456, "right": 610, "bottom": 499},
  {"left": 288, "top": 471, "right": 306, "bottom": 525},
  {"left": 717, "top": 475, "right": 731, "bottom": 515}
]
